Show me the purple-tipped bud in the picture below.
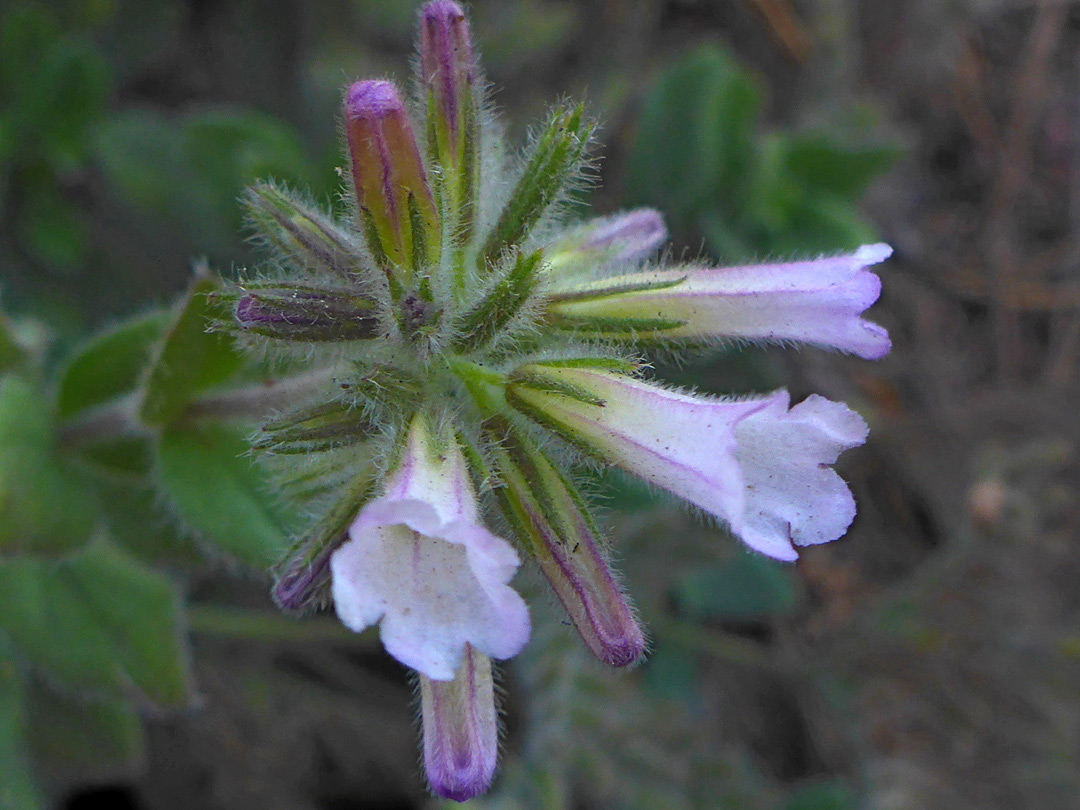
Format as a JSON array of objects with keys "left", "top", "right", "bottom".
[
  {"left": 272, "top": 469, "right": 376, "bottom": 613},
  {"left": 420, "top": 644, "right": 498, "bottom": 802},
  {"left": 345, "top": 80, "right": 441, "bottom": 277},
  {"left": 233, "top": 286, "right": 380, "bottom": 342},
  {"left": 420, "top": 1, "right": 478, "bottom": 239},
  {"left": 421, "top": 2, "right": 474, "bottom": 139},
  {"left": 547, "top": 209, "right": 668, "bottom": 273},
  {"left": 272, "top": 540, "right": 337, "bottom": 612},
  {"left": 490, "top": 426, "right": 647, "bottom": 667}
]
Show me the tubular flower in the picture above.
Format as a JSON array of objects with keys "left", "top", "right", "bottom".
[
  {"left": 236, "top": 0, "right": 892, "bottom": 799},
  {"left": 330, "top": 417, "right": 529, "bottom": 680}
]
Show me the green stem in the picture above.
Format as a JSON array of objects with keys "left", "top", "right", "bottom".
[
  {"left": 187, "top": 603, "right": 376, "bottom": 646},
  {"left": 653, "top": 616, "right": 779, "bottom": 671},
  {"left": 58, "top": 367, "right": 338, "bottom": 449}
]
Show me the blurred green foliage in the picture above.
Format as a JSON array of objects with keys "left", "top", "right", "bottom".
[{"left": 625, "top": 45, "right": 898, "bottom": 260}]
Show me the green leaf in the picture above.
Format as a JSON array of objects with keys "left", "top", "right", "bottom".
[
  {"left": 57, "top": 309, "right": 168, "bottom": 420},
  {"left": 783, "top": 134, "right": 900, "bottom": 199},
  {"left": 140, "top": 274, "right": 246, "bottom": 427},
  {"left": 0, "top": 376, "right": 98, "bottom": 557},
  {"left": 673, "top": 552, "right": 797, "bottom": 620},
  {"left": 156, "top": 424, "right": 293, "bottom": 568},
  {"left": 67, "top": 436, "right": 201, "bottom": 567},
  {"left": 0, "top": 645, "right": 44, "bottom": 810},
  {"left": 26, "top": 679, "right": 144, "bottom": 775},
  {"left": 93, "top": 107, "right": 313, "bottom": 255},
  {"left": 783, "top": 781, "right": 854, "bottom": 810},
  {"left": 0, "top": 542, "right": 191, "bottom": 707},
  {"left": 0, "top": 314, "right": 25, "bottom": 374},
  {"left": 625, "top": 45, "right": 760, "bottom": 225},
  {"left": 641, "top": 645, "right": 699, "bottom": 703},
  {"left": 16, "top": 184, "right": 88, "bottom": 269}
]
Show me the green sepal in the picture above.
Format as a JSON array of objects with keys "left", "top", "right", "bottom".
[
  {"left": 0, "top": 541, "right": 192, "bottom": 707},
  {"left": 0, "top": 376, "right": 99, "bottom": 557},
  {"left": 340, "top": 364, "right": 424, "bottom": 413},
  {"left": 546, "top": 273, "right": 688, "bottom": 303},
  {"left": 506, "top": 372, "right": 606, "bottom": 408},
  {"left": 478, "top": 103, "right": 594, "bottom": 271},
  {"left": 452, "top": 249, "right": 542, "bottom": 352},
  {"left": 140, "top": 273, "right": 246, "bottom": 428},
  {"left": 546, "top": 314, "right": 688, "bottom": 337},
  {"left": 155, "top": 424, "right": 294, "bottom": 569},
  {"left": 256, "top": 398, "right": 377, "bottom": 451},
  {"left": 244, "top": 182, "right": 358, "bottom": 278}
]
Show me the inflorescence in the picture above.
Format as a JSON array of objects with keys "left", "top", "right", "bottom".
[{"left": 225, "top": 1, "right": 892, "bottom": 800}]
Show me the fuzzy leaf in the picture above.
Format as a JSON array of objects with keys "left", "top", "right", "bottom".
[
  {"left": 625, "top": 45, "right": 759, "bottom": 225},
  {"left": 783, "top": 135, "right": 900, "bottom": 199},
  {"left": 0, "top": 645, "right": 43, "bottom": 810},
  {"left": 0, "top": 542, "right": 191, "bottom": 707},
  {"left": 140, "top": 274, "right": 246, "bottom": 428},
  {"left": 57, "top": 310, "right": 168, "bottom": 420},
  {"left": 26, "top": 679, "right": 144, "bottom": 775},
  {"left": 0, "top": 376, "right": 98, "bottom": 557},
  {"left": 156, "top": 424, "right": 293, "bottom": 568}
]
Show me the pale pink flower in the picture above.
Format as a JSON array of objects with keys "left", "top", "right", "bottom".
[
  {"left": 508, "top": 365, "right": 868, "bottom": 560},
  {"left": 330, "top": 419, "right": 530, "bottom": 679},
  {"left": 547, "top": 243, "right": 892, "bottom": 358}
]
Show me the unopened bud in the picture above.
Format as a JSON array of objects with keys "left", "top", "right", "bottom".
[
  {"left": 255, "top": 398, "right": 377, "bottom": 452},
  {"left": 420, "top": 644, "right": 498, "bottom": 802},
  {"left": 420, "top": 0, "right": 478, "bottom": 235},
  {"left": 345, "top": 80, "right": 441, "bottom": 282},
  {"left": 488, "top": 423, "right": 646, "bottom": 667},
  {"left": 244, "top": 183, "right": 358, "bottom": 279},
  {"left": 272, "top": 468, "right": 376, "bottom": 612},
  {"left": 233, "top": 285, "right": 380, "bottom": 342},
  {"left": 546, "top": 208, "right": 667, "bottom": 273}
]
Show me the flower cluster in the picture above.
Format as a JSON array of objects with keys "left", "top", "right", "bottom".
[{"left": 232, "top": 1, "right": 891, "bottom": 801}]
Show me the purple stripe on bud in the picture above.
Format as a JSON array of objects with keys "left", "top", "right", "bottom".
[
  {"left": 420, "top": 0, "right": 474, "bottom": 142},
  {"left": 272, "top": 540, "right": 337, "bottom": 612},
  {"left": 490, "top": 427, "right": 646, "bottom": 668},
  {"left": 420, "top": 644, "right": 498, "bottom": 802},
  {"left": 234, "top": 286, "right": 380, "bottom": 341},
  {"left": 345, "top": 80, "right": 440, "bottom": 273}
]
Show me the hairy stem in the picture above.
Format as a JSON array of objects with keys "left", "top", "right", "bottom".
[{"left": 58, "top": 367, "right": 339, "bottom": 449}]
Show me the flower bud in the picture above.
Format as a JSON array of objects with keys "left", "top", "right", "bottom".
[
  {"left": 420, "top": 644, "right": 498, "bottom": 802},
  {"left": 244, "top": 183, "right": 358, "bottom": 279},
  {"left": 420, "top": 0, "right": 478, "bottom": 236},
  {"left": 345, "top": 80, "right": 441, "bottom": 282},
  {"left": 272, "top": 468, "right": 377, "bottom": 612},
  {"left": 486, "top": 421, "right": 646, "bottom": 667},
  {"left": 545, "top": 208, "right": 667, "bottom": 274},
  {"left": 233, "top": 285, "right": 380, "bottom": 342},
  {"left": 255, "top": 398, "right": 377, "bottom": 453}
]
